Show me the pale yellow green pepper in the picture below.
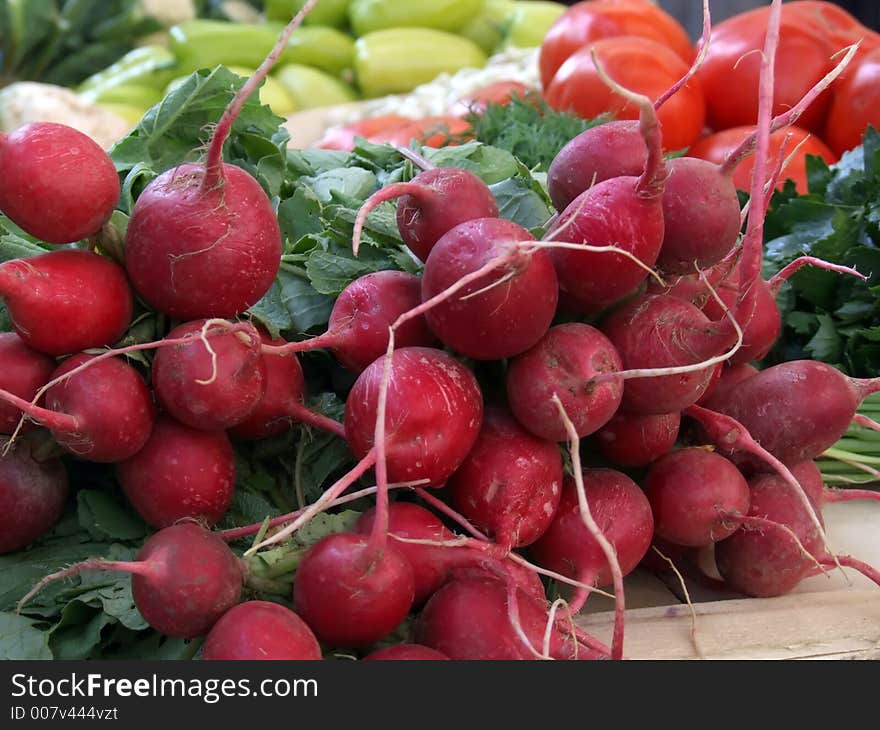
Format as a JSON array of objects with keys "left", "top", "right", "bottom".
[
  {"left": 348, "top": 0, "right": 483, "bottom": 37},
  {"left": 500, "top": 1, "right": 566, "bottom": 50},
  {"left": 355, "top": 28, "right": 488, "bottom": 98},
  {"left": 274, "top": 64, "right": 358, "bottom": 111}
]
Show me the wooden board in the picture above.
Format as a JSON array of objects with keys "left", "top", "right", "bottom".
[{"left": 577, "top": 501, "right": 880, "bottom": 659}]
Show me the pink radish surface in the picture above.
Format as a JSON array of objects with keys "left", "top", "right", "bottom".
[
  {"left": 0, "top": 123, "right": 120, "bottom": 244},
  {"left": 362, "top": 644, "right": 450, "bottom": 660},
  {"left": 0, "top": 249, "right": 133, "bottom": 356},
  {"left": 117, "top": 416, "right": 235, "bottom": 529},
  {"left": 531, "top": 469, "right": 654, "bottom": 590},
  {"left": 0, "top": 440, "right": 68, "bottom": 554},
  {"left": 644, "top": 448, "right": 750, "bottom": 547},
  {"left": 0, "top": 333, "right": 56, "bottom": 434},
  {"left": 152, "top": 319, "right": 266, "bottom": 431},
  {"left": 202, "top": 601, "right": 322, "bottom": 660},
  {"left": 344, "top": 346, "right": 483, "bottom": 487},
  {"left": 506, "top": 323, "right": 623, "bottom": 442},
  {"left": 293, "top": 532, "right": 414, "bottom": 648},
  {"left": 595, "top": 411, "right": 681, "bottom": 467},
  {"left": 447, "top": 406, "right": 563, "bottom": 548},
  {"left": 420, "top": 218, "right": 558, "bottom": 360}
]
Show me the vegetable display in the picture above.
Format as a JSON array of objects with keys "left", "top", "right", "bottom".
[{"left": 0, "top": 0, "right": 878, "bottom": 662}]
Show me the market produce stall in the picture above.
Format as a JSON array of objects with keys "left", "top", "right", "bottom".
[{"left": 0, "top": 0, "right": 879, "bottom": 663}]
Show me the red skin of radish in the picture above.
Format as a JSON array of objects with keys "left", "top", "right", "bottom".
[
  {"left": 362, "top": 644, "right": 449, "bottom": 660},
  {"left": 415, "top": 575, "right": 598, "bottom": 660},
  {"left": 546, "top": 120, "right": 645, "bottom": 212},
  {"left": 644, "top": 448, "right": 751, "bottom": 547},
  {"left": 323, "top": 270, "right": 436, "bottom": 373},
  {"left": 292, "top": 532, "right": 415, "bottom": 648},
  {"left": 600, "top": 294, "right": 736, "bottom": 414},
  {"left": 547, "top": 176, "right": 665, "bottom": 315},
  {"left": 702, "top": 274, "right": 781, "bottom": 366},
  {"left": 389, "top": 168, "right": 500, "bottom": 262},
  {"left": 0, "top": 440, "right": 68, "bottom": 554},
  {"left": 227, "top": 332, "right": 308, "bottom": 441},
  {"left": 699, "top": 363, "right": 759, "bottom": 409},
  {"left": 124, "top": 163, "right": 282, "bottom": 320},
  {"left": 705, "top": 359, "right": 876, "bottom": 467},
  {"left": 0, "top": 249, "right": 133, "bottom": 356},
  {"left": 714, "top": 470, "right": 824, "bottom": 597},
  {"left": 344, "top": 347, "right": 483, "bottom": 487},
  {"left": 117, "top": 416, "right": 235, "bottom": 528},
  {"left": 39, "top": 354, "right": 155, "bottom": 463},
  {"left": 0, "top": 333, "right": 56, "bottom": 434},
  {"left": 420, "top": 218, "right": 558, "bottom": 361},
  {"left": 354, "top": 502, "right": 545, "bottom": 605},
  {"left": 656, "top": 157, "right": 742, "bottom": 275},
  {"left": 131, "top": 523, "right": 244, "bottom": 638},
  {"left": 530, "top": 469, "right": 654, "bottom": 589},
  {"left": 506, "top": 323, "right": 623, "bottom": 442},
  {"left": 0, "top": 123, "right": 120, "bottom": 244},
  {"left": 595, "top": 410, "right": 681, "bottom": 468},
  {"left": 202, "top": 601, "right": 322, "bottom": 660},
  {"left": 152, "top": 319, "right": 266, "bottom": 431},
  {"left": 447, "top": 407, "right": 563, "bottom": 549}
]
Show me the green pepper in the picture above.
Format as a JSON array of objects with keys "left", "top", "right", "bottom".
[
  {"left": 80, "top": 83, "right": 163, "bottom": 108},
  {"left": 274, "top": 63, "right": 358, "bottom": 110},
  {"left": 264, "top": 0, "right": 351, "bottom": 28},
  {"left": 460, "top": 0, "right": 517, "bottom": 55},
  {"left": 170, "top": 21, "right": 355, "bottom": 79},
  {"left": 77, "top": 46, "right": 178, "bottom": 94},
  {"left": 348, "top": 0, "right": 483, "bottom": 37},
  {"left": 500, "top": 1, "right": 566, "bottom": 50},
  {"left": 355, "top": 28, "right": 488, "bottom": 98}
]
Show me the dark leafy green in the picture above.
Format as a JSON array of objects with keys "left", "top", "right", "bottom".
[{"left": 763, "top": 127, "right": 880, "bottom": 377}]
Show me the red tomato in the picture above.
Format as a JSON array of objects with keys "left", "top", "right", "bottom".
[
  {"left": 687, "top": 125, "right": 838, "bottom": 195},
  {"left": 825, "top": 46, "right": 880, "bottom": 156},
  {"left": 695, "top": 9, "right": 838, "bottom": 134},
  {"left": 448, "top": 80, "right": 535, "bottom": 117},
  {"left": 783, "top": 1, "right": 865, "bottom": 44},
  {"left": 544, "top": 35, "right": 706, "bottom": 152},
  {"left": 372, "top": 115, "right": 474, "bottom": 148},
  {"left": 539, "top": 0, "right": 694, "bottom": 90},
  {"left": 316, "top": 115, "right": 411, "bottom": 150}
]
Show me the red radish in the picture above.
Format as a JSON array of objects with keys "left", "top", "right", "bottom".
[
  {"left": 595, "top": 410, "right": 681, "bottom": 467},
  {"left": 122, "top": 5, "right": 321, "bottom": 319},
  {"left": 229, "top": 331, "right": 346, "bottom": 441},
  {"left": 0, "top": 249, "right": 133, "bottom": 356},
  {"left": 599, "top": 294, "right": 737, "bottom": 415},
  {"left": 415, "top": 574, "right": 602, "bottom": 660},
  {"left": 0, "top": 123, "right": 120, "bottom": 244},
  {"left": 447, "top": 407, "right": 563, "bottom": 549},
  {"left": 362, "top": 644, "right": 449, "bottom": 660},
  {"left": 292, "top": 532, "right": 415, "bottom": 648},
  {"left": 698, "top": 363, "right": 759, "bottom": 408},
  {"left": 505, "top": 323, "right": 623, "bottom": 442},
  {"left": 546, "top": 121, "right": 644, "bottom": 213},
  {"left": 0, "top": 333, "right": 56, "bottom": 434},
  {"left": 353, "top": 501, "right": 546, "bottom": 605},
  {"left": 0, "top": 354, "right": 155, "bottom": 463},
  {"left": 344, "top": 347, "right": 483, "bottom": 487},
  {"left": 352, "top": 167, "right": 499, "bottom": 262},
  {"left": 420, "top": 218, "right": 558, "bottom": 360},
  {"left": 202, "top": 601, "right": 322, "bottom": 660},
  {"left": 546, "top": 52, "right": 668, "bottom": 316},
  {"left": 266, "top": 270, "right": 436, "bottom": 374},
  {"left": 714, "top": 469, "right": 825, "bottom": 597},
  {"left": 530, "top": 469, "right": 654, "bottom": 599},
  {"left": 702, "top": 360, "right": 880, "bottom": 468},
  {"left": 0, "top": 439, "right": 68, "bottom": 554},
  {"left": 18, "top": 523, "right": 244, "bottom": 638},
  {"left": 117, "top": 416, "right": 235, "bottom": 529},
  {"left": 644, "top": 448, "right": 750, "bottom": 547},
  {"left": 151, "top": 319, "right": 266, "bottom": 431}
]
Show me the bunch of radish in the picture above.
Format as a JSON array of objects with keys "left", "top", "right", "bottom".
[{"left": 8, "top": 0, "right": 880, "bottom": 661}]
